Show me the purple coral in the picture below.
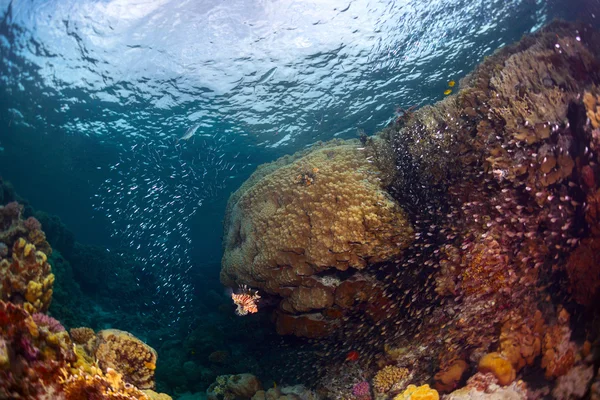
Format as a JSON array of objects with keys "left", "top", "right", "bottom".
[
  {"left": 18, "top": 336, "right": 40, "bottom": 361},
  {"left": 352, "top": 381, "right": 371, "bottom": 399},
  {"left": 32, "top": 313, "right": 65, "bottom": 333},
  {"left": 24, "top": 216, "right": 42, "bottom": 231}
]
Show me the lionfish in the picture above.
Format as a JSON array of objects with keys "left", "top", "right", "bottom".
[{"left": 229, "top": 285, "right": 261, "bottom": 316}]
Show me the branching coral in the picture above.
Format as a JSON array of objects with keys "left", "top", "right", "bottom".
[{"left": 95, "top": 329, "right": 158, "bottom": 390}]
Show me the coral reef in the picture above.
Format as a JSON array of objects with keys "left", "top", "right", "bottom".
[
  {"left": 60, "top": 366, "right": 151, "bottom": 400},
  {"left": 0, "top": 300, "right": 75, "bottom": 398},
  {"left": 221, "top": 140, "right": 414, "bottom": 336},
  {"left": 445, "top": 373, "right": 529, "bottom": 399}
]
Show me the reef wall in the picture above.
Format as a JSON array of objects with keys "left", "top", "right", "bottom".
[{"left": 221, "top": 20, "right": 600, "bottom": 399}]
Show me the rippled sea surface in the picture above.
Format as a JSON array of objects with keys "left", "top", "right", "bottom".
[{"left": 0, "top": 0, "right": 596, "bottom": 319}]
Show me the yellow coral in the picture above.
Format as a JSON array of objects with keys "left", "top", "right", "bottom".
[
  {"left": 478, "top": 352, "right": 516, "bottom": 386},
  {"left": 95, "top": 329, "right": 158, "bottom": 390},
  {"left": 1, "top": 238, "right": 54, "bottom": 313},
  {"left": 373, "top": 365, "right": 409, "bottom": 393},
  {"left": 142, "top": 390, "right": 173, "bottom": 400},
  {"left": 394, "top": 384, "right": 439, "bottom": 400}
]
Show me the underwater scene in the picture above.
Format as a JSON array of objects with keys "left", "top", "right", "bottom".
[{"left": 2, "top": 0, "right": 600, "bottom": 399}]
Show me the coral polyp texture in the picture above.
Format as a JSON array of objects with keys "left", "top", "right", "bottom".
[
  {"left": 221, "top": 140, "right": 414, "bottom": 336},
  {"left": 94, "top": 329, "right": 159, "bottom": 390}
]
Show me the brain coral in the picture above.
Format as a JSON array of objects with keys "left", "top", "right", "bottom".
[{"left": 221, "top": 140, "right": 413, "bottom": 327}]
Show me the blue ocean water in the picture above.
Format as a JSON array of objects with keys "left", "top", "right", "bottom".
[{"left": 1, "top": 0, "right": 599, "bottom": 396}]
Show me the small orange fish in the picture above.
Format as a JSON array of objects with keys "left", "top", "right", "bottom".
[
  {"left": 448, "top": 80, "right": 456, "bottom": 87},
  {"left": 345, "top": 350, "right": 360, "bottom": 361},
  {"left": 443, "top": 89, "right": 452, "bottom": 95}
]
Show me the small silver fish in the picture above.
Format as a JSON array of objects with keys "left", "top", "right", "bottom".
[{"left": 179, "top": 123, "right": 200, "bottom": 141}]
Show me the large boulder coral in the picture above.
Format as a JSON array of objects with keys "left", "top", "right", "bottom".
[
  {"left": 221, "top": 140, "right": 413, "bottom": 336},
  {"left": 94, "top": 328, "right": 159, "bottom": 390}
]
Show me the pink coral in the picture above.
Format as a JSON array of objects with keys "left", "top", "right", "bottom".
[
  {"left": 352, "top": 381, "right": 371, "bottom": 399},
  {"left": 32, "top": 312, "right": 65, "bottom": 333},
  {"left": 24, "top": 216, "right": 42, "bottom": 231}
]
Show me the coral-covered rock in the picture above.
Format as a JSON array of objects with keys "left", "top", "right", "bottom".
[
  {"left": 434, "top": 359, "right": 468, "bottom": 393},
  {"left": 274, "top": 311, "right": 334, "bottom": 338},
  {"left": 0, "top": 237, "right": 54, "bottom": 313},
  {"left": 0, "top": 301, "right": 76, "bottom": 398},
  {"left": 499, "top": 310, "right": 544, "bottom": 372},
  {"left": 566, "top": 237, "right": 600, "bottom": 306},
  {"left": 552, "top": 364, "right": 594, "bottom": 400},
  {"left": 208, "top": 373, "right": 263, "bottom": 400},
  {"left": 95, "top": 329, "right": 158, "bottom": 390},
  {"left": 61, "top": 366, "right": 152, "bottom": 400},
  {"left": 541, "top": 309, "right": 576, "bottom": 379},
  {"left": 0, "top": 202, "right": 51, "bottom": 256},
  {"left": 221, "top": 140, "right": 413, "bottom": 336},
  {"left": 446, "top": 372, "right": 529, "bottom": 399}
]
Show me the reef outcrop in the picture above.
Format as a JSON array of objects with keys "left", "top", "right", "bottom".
[
  {"left": 224, "top": 19, "right": 600, "bottom": 400},
  {"left": 221, "top": 140, "right": 414, "bottom": 336},
  {"left": 0, "top": 199, "right": 170, "bottom": 399}
]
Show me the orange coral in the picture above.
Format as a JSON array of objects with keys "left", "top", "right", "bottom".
[
  {"left": 499, "top": 309, "right": 544, "bottom": 371},
  {"left": 541, "top": 309, "right": 576, "bottom": 379},
  {"left": 394, "top": 384, "right": 439, "bottom": 400},
  {"left": 584, "top": 90, "right": 600, "bottom": 129},
  {"left": 94, "top": 329, "right": 158, "bottom": 390},
  {"left": 434, "top": 359, "right": 468, "bottom": 393},
  {"left": 477, "top": 352, "right": 516, "bottom": 386}
]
